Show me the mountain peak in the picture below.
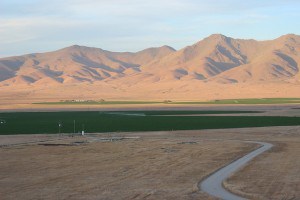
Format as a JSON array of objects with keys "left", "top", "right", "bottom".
[
  {"left": 198, "top": 34, "right": 234, "bottom": 45},
  {"left": 160, "top": 45, "right": 176, "bottom": 51},
  {"left": 277, "top": 33, "right": 299, "bottom": 40},
  {"left": 59, "top": 45, "right": 85, "bottom": 51},
  {"left": 281, "top": 33, "right": 298, "bottom": 38},
  {"left": 205, "top": 34, "right": 229, "bottom": 40},
  {"left": 58, "top": 45, "right": 105, "bottom": 54},
  {"left": 65, "top": 44, "right": 90, "bottom": 50},
  {"left": 136, "top": 45, "right": 176, "bottom": 55},
  {"left": 275, "top": 34, "right": 300, "bottom": 44},
  {"left": 70, "top": 44, "right": 81, "bottom": 48},
  {"left": 64, "top": 44, "right": 83, "bottom": 49}
]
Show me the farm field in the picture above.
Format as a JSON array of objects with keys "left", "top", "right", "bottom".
[
  {"left": 0, "top": 106, "right": 299, "bottom": 200},
  {"left": 1, "top": 111, "right": 300, "bottom": 134},
  {"left": 174, "top": 98, "right": 300, "bottom": 105}
]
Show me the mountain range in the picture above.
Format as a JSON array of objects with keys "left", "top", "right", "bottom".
[{"left": 1, "top": 34, "right": 300, "bottom": 102}]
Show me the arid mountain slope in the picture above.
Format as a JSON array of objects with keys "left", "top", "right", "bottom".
[
  {"left": 0, "top": 34, "right": 300, "bottom": 101},
  {"left": 140, "top": 34, "right": 300, "bottom": 83},
  {"left": 0, "top": 45, "right": 175, "bottom": 85},
  {"left": 212, "top": 34, "right": 300, "bottom": 83}
]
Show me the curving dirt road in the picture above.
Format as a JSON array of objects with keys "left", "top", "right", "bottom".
[{"left": 199, "top": 141, "right": 273, "bottom": 200}]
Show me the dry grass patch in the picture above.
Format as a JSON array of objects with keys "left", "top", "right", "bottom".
[{"left": 0, "top": 135, "right": 255, "bottom": 200}]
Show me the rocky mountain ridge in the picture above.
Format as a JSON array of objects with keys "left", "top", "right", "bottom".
[{"left": 1, "top": 34, "right": 299, "bottom": 87}]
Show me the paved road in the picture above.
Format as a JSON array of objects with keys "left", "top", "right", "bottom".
[{"left": 199, "top": 141, "right": 273, "bottom": 200}]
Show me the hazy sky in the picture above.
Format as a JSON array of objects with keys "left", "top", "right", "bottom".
[{"left": 1, "top": 0, "right": 300, "bottom": 57}]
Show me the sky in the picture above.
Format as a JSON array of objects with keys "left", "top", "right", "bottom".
[{"left": 1, "top": 0, "right": 300, "bottom": 57}]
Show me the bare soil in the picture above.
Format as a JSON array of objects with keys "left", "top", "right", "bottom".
[
  {"left": 0, "top": 133, "right": 255, "bottom": 200},
  {"left": 224, "top": 129, "right": 300, "bottom": 200},
  {"left": 0, "top": 127, "right": 299, "bottom": 200}
]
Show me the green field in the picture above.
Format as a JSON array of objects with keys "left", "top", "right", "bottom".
[
  {"left": 0, "top": 111, "right": 300, "bottom": 135},
  {"left": 174, "top": 98, "right": 300, "bottom": 104},
  {"left": 103, "top": 110, "right": 263, "bottom": 115},
  {"left": 34, "top": 98, "right": 300, "bottom": 105}
]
